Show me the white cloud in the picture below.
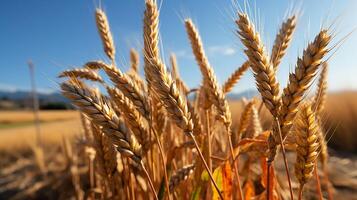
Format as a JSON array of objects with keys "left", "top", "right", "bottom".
[{"left": 208, "top": 45, "right": 237, "bottom": 56}]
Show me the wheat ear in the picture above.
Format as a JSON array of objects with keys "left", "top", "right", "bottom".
[
  {"left": 83, "top": 61, "right": 150, "bottom": 119},
  {"left": 91, "top": 124, "right": 117, "bottom": 180},
  {"left": 170, "top": 53, "right": 190, "bottom": 94},
  {"left": 59, "top": 68, "right": 103, "bottom": 83},
  {"left": 222, "top": 61, "right": 250, "bottom": 94},
  {"left": 236, "top": 12, "right": 281, "bottom": 117},
  {"left": 146, "top": 58, "right": 193, "bottom": 133},
  {"left": 185, "top": 19, "right": 232, "bottom": 127},
  {"left": 245, "top": 103, "right": 263, "bottom": 138},
  {"left": 312, "top": 62, "right": 328, "bottom": 117},
  {"left": 271, "top": 15, "right": 297, "bottom": 70},
  {"left": 186, "top": 19, "right": 243, "bottom": 199},
  {"left": 130, "top": 48, "right": 140, "bottom": 73},
  {"left": 60, "top": 81, "right": 142, "bottom": 164},
  {"left": 295, "top": 104, "right": 320, "bottom": 196},
  {"left": 107, "top": 87, "right": 151, "bottom": 151},
  {"left": 169, "top": 164, "right": 195, "bottom": 191},
  {"left": 279, "top": 30, "right": 331, "bottom": 140},
  {"left": 236, "top": 99, "right": 256, "bottom": 141},
  {"left": 143, "top": 0, "right": 160, "bottom": 65},
  {"left": 95, "top": 8, "right": 115, "bottom": 62},
  {"left": 316, "top": 123, "right": 328, "bottom": 170}
]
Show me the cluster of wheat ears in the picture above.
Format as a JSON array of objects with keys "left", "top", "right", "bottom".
[{"left": 58, "top": 1, "right": 334, "bottom": 199}]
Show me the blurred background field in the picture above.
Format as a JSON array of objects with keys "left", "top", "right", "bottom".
[{"left": 2, "top": 92, "right": 357, "bottom": 153}]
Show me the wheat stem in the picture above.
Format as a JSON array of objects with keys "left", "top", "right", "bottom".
[
  {"left": 314, "top": 161, "right": 323, "bottom": 200},
  {"left": 275, "top": 118, "right": 294, "bottom": 200},
  {"left": 189, "top": 132, "right": 223, "bottom": 200},
  {"left": 141, "top": 161, "right": 158, "bottom": 200}
]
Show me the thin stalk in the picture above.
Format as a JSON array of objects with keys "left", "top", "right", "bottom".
[
  {"left": 267, "top": 162, "right": 271, "bottom": 200},
  {"left": 314, "top": 161, "right": 323, "bottom": 200},
  {"left": 275, "top": 118, "right": 294, "bottom": 200},
  {"left": 141, "top": 161, "right": 159, "bottom": 200},
  {"left": 151, "top": 125, "right": 171, "bottom": 200},
  {"left": 324, "top": 169, "right": 333, "bottom": 200},
  {"left": 227, "top": 128, "right": 244, "bottom": 200},
  {"left": 88, "top": 157, "right": 95, "bottom": 200},
  {"left": 298, "top": 185, "right": 304, "bottom": 200},
  {"left": 258, "top": 101, "right": 264, "bottom": 114},
  {"left": 188, "top": 132, "right": 223, "bottom": 200},
  {"left": 205, "top": 109, "right": 212, "bottom": 171}
]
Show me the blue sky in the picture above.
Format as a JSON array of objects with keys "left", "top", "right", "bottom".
[{"left": 0, "top": 0, "right": 356, "bottom": 94}]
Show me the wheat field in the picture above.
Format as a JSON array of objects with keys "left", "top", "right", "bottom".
[{"left": 1, "top": 0, "right": 357, "bottom": 200}]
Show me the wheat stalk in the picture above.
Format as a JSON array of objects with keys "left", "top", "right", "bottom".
[
  {"left": 236, "top": 12, "right": 281, "bottom": 117},
  {"left": 271, "top": 15, "right": 297, "bottom": 70},
  {"left": 222, "top": 61, "right": 250, "bottom": 94},
  {"left": 95, "top": 8, "right": 115, "bottom": 62}
]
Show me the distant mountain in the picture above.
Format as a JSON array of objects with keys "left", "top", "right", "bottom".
[
  {"left": 226, "top": 89, "right": 258, "bottom": 100},
  {"left": 0, "top": 90, "right": 71, "bottom": 110},
  {"left": 187, "top": 89, "right": 258, "bottom": 101},
  {"left": 0, "top": 89, "right": 258, "bottom": 110},
  {"left": 0, "top": 90, "right": 68, "bottom": 102}
]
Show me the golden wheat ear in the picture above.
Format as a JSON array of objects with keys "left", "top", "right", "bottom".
[
  {"left": 60, "top": 81, "right": 143, "bottom": 164},
  {"left": 294, "top": 103, "right": 320, "bottom": 197},
  {"left": 236, "top": 12, "right": 281, "bottom": 118},
  {"left": 271, "top": 15, "right": 297, "bottom": 70},
  {"left": 278, "top": 30, "right": 331, "bottom": 140},
  {"left": 169, "top": 164, "right": 195, "bottom": 191},
  {"left": 95, "top": 8, "right": 115, "bottom": 62},
  {"left": 170, "top": 53, "right": 190, "bottom": 94},
  {"left": 185, "top": 19, "right": 231, "bottom": 128},
  {"left": 312, "top": 62, "right": 328, "bottom": 118},
  {"left": 130, "top": 48, "right": 140, "bottom": 73},
  {"left": 222, "top": 61, "right": 250, "bottom": 94},
  {"left": 59, "top": 68, "right": 104, "bottom": 83},
  {"left": 107, "top": 87, "right": 151, "bottom": 151},
  {"left": 83, "top": 61, "right": 150, "bottom": 119}
]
